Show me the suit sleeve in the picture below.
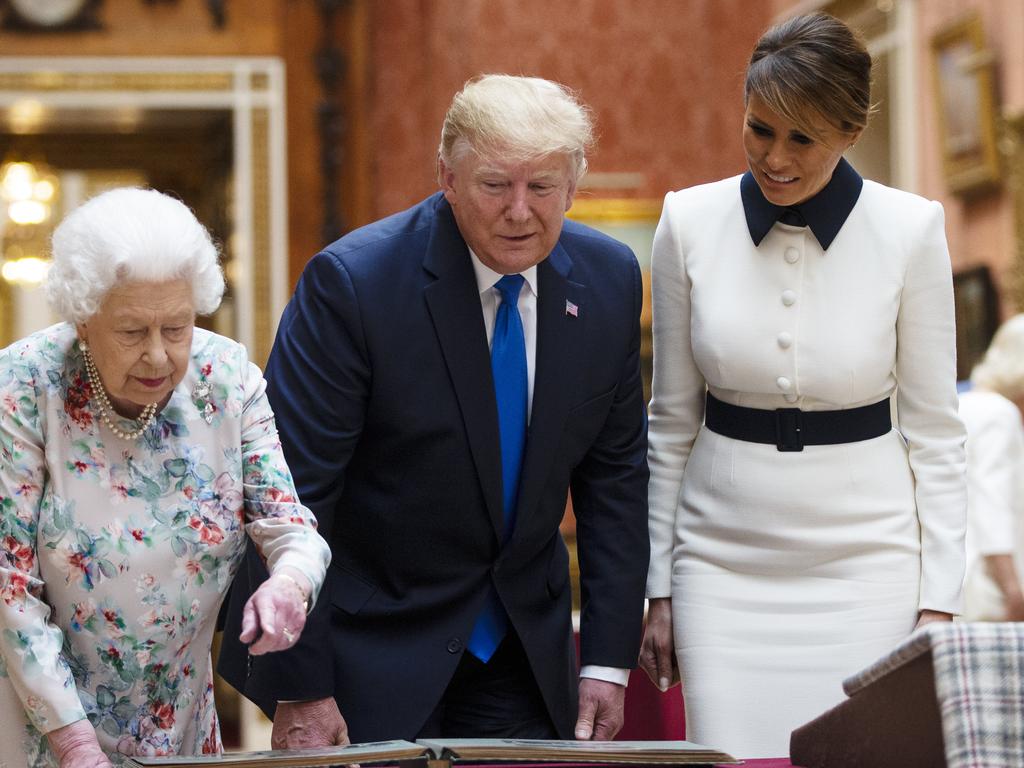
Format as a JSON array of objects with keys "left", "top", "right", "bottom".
[
  {"left": 894, "top": 201, "right": 967, "bottom": 614},
  {"left": 242, "top": 250, "right": 370, "bottom": 703},
  {"left": 571, "top": 251, "right": 650, "bottom": 669}
]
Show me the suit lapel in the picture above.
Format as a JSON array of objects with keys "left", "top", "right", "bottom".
[
  {"left": 514, "top": 241, "right": 584, "bottom": 536},
  {"left": 422, "top": 198, "right": 505, "bottom": 537}
]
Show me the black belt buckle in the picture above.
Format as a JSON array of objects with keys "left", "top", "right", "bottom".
[{"left": 775, "top": 407, "right": 803, "bottom": 452}]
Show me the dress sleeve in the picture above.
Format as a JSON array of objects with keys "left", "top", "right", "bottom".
[
  {"left": 237, "top": 355, "right": 331, "bottom": 605},
  {"left": 646, "top": 191, "right": 707, "bottom": 598},
  {"left": 964, "top": 397, "right": 1023, "bottom": 557},
  {"left": 894, "top": 201, "right": 968, "bottom": 614},
  {"left": 0, "top": 348, "right": 88, "bottom": 733}
]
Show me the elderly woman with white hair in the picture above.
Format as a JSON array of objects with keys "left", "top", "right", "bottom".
[
  {"left": 960, "top": 314, "right": 1024, "bottom": 622},
  {"left": 0, "top": 187, "right": 330, "bottom": 768}
]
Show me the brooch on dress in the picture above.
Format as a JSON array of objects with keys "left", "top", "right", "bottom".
[{"left": 192, "top": 380, "right": 216, "bottom": 424}]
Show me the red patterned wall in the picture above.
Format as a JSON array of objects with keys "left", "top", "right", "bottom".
[{"left": 366, "top": 0, "right": 773, "bottom": 219}]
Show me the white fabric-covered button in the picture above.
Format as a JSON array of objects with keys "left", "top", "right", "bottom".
[
  {"left": 777, "top": 332, "right": 793, "bottom": 349},
  {"left": 784, "top": 247, "right": 800, "bottom": 264},
  {"left": 781, "top": 290, "right": 797, "bottom": 306},
  {"left": 776, "top": 376, "right": 792, "bottom": 391},
  {"left": 783, "top": 393, "right": 799, "bottom": 403}
]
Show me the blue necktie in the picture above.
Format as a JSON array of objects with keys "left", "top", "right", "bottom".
[{"left": 467, "top": 274, "right": 527, "bottom": 662}]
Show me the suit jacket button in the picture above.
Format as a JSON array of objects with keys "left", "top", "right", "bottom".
[{"left": 447, "top": 638, "right": 463, "bottom": 654}]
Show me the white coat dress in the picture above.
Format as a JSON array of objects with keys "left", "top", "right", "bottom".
[
  {"left": 646, "top": 173, "right": 966, "bottom": 758},
  {"left": 959, "top": 389, "right": 1024, "bottom": 621}
]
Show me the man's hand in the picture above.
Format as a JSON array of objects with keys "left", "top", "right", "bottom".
[
  {"left": 272, "top": 697, "right": 349, "bottom": 750},
  {"left": 638, "top": 597, "right": 679, "bottom": 692},
  {"left": 47, "top": 719, "right": 113, "bottom": 768},
  {"left": 914, "top": 609, "right": 953, "bottom": 630},
  {"left": 574, "top": 678, "right": 625, "bottom": 741}
]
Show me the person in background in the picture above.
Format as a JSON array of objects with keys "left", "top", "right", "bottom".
[
  {"left": 959, "top": 315, "right": 1024, "bottom": 622},
  {"left": 0, "top": 188, "right": 330, "bottom": 768},
  {"left": 639, "top": 12, "right": 966, "bottom": 758},
  {"left": 219, "top": 73, "right": 650, "bottom": 747}
]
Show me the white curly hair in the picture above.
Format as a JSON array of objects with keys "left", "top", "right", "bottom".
[
  {"left": 971, "top": 314, "right": 1024, "bottom": 402},
  {"left": 46, "top": 187, "right": 224, "bottom": 324}
]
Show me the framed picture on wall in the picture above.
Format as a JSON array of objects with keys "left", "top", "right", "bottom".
[
  {"left": 930, "top": 14, "right": 1001, "bottom": 196},
  {"left": 952, "top": 265, "right": 1000, "bottom": 381}
]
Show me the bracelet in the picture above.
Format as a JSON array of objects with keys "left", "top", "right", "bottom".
[{"left": 275, "top": 572, "right": 310, "bottom": 612}]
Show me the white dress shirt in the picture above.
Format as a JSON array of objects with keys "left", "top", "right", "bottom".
[{"left": 469, "top": 249, "right": 629, "bottom": 687}]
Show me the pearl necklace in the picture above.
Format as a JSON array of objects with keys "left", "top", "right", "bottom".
[{"left": 79, "top": 342, "right": 158, "bottom": 440}]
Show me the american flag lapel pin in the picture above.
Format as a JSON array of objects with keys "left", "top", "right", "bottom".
[{"left": 565, "top": 299, "right": 579, "bottom": 318}]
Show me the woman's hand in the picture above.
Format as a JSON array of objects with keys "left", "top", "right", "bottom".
[
  {"left": 914, "top": 609, "right": 953, "bottom": 630},
  {"left": 48, "top": 719, "right": 112, "bottom": 768},
  {"left": 240, "top": 566, "right": 311, "bottom": 655},
  {"left": 638, "top": 597, "right": 680, "bottom": 692}
]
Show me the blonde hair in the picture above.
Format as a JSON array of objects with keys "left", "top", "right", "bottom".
[
  {"left": 745, "top": 12, "right": 873, "bottom": 144},
  {"left": 438, "top": 74, "right": 594, "bottom": 182},
  {"left": 971, "top": 315, "right": 1024, "bottom": 401},
  {"left": 47, "top": 187, "right": 223, "bottom": 324}
]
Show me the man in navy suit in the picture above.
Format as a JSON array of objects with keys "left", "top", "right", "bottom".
[{"left": 220, "top": 74, "right": 649, "bottom": 747}]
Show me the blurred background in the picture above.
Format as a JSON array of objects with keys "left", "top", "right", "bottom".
[{"left": 0, "top": 0, "right": 1021, "bottom": 747}]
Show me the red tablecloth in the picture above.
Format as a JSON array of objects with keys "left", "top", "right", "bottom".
[
  {"left": 618, "top": 667, "right": 685, "bottom": 741},
  {"left": 620, "top": 667, "right": 795, "bottom": 766}
]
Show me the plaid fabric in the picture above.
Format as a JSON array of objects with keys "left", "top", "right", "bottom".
[{"left": 842, "top": 622, "right": 1024, "bottom": 768}]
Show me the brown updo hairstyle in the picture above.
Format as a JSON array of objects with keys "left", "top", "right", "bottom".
[{"left": 745, "top": 12, "right": 873, "bottom": 144}]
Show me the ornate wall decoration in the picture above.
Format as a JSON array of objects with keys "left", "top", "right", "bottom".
[
  {"left": 316, "top": 0, "right": 349, "bottom": 244},
  {"left": 1005, "top": 113, "right": 1024, "bottom": 312}
]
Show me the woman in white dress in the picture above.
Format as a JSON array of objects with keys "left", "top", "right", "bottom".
[
  {"left": 0, "top": 188, "right": 331, "bottom": 767},
  {"left": 959, "top": 315, "right": 1024, "bottom": 622},
  {"left": 639, "top": 12, "right": 966, "bottom": 759}
]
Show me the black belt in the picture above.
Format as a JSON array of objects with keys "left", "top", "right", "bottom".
[{"left": 704, "top": 392, "right": 891, "bottom": 452}]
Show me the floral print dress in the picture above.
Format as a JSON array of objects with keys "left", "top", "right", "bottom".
[{"left": 0, "top": 324, "right": 330, "bottom": 767}]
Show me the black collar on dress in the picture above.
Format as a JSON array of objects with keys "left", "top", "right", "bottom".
[{"left": 741, "top": 156, "right": 863, "bottom": 250}]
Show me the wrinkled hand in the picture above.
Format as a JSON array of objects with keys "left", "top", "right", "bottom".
[
  {"left": 639, "top": 597, "right": 679, "bottom": 692},
  {"left": 575, "top": 678, "right": 625, "bottom": 741},
  {"left": 914, "top": 609, "right": 953, "bottom": 630},
  {"left": 240, "top": 566, "right": 310, "bottom": 655},
  {"left": 272, "top": 697, "right": 350, "bottom": 750},
  {"left": 48, "top": 719, "right": 113, "bottom": 768}
]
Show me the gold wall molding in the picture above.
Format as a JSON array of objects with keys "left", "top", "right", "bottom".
[
  {"left": 1005, "top": 111, "right": 1024, "bottom": 312},
  {"left": 567, "top": 197, "right": 662, "bottom": 223}
]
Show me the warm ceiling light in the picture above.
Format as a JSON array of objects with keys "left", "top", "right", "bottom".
[
  {"left": 9, "top": 99, "right": 46, "bottom": 135},
  {"left": 0, "top": 160, "right": 59, "bottom": 225},
  {"left": 34, "top": 178, "right": 56, "bottom": 202},
  {"left": 1, "top": 255, "right": 50, "bottom": 286},
  {"left": 8, "top": 199, "right": 48, "bottom": 225},
  {"left": 1, "top": 161, "right": 37, "bottom": 202}
]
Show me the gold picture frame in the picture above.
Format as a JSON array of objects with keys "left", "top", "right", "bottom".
[{"left": 930, "top": 15, "right": 1001, "bottom": 195}]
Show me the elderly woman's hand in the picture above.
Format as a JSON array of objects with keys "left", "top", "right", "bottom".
[
  {"left": 240, "top": 566, "right": 312, "bottom": 655},
  {"left": 48, "top": 719, "right": 113, "bottom": 768}
]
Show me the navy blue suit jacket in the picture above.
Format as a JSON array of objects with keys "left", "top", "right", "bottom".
[{"left": 219, "top": 192, "right": 649, "bottom": 740}]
